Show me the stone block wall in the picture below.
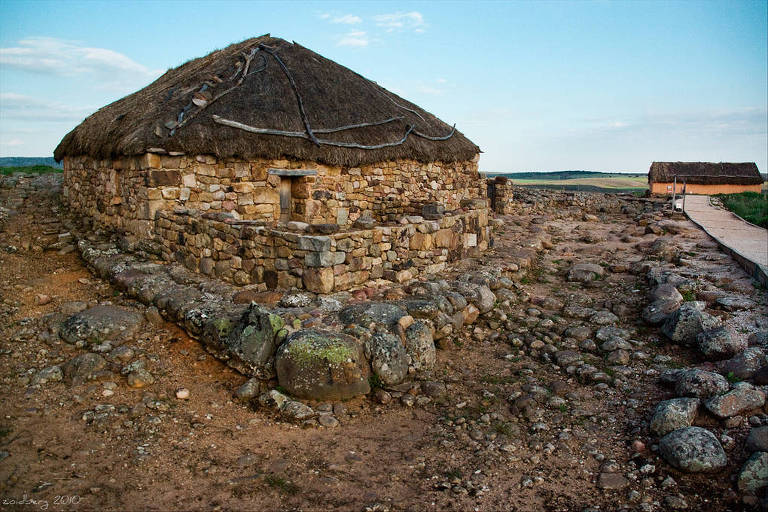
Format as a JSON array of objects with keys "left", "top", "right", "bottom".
[
  {"left": 487, "top": 176, "right": 515, "bottom": 214},
  {"left": 62, "top": 153, "right": 484, "bottom": 237},
  {"left": 152, "top": 207, "right": 491, "bottom": 293}
]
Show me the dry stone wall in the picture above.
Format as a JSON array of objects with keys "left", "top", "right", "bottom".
[
  {"left": 153, "top": 207, "right": 490, "bottom": 293},
  {"left": 62, "top": 154, "right": 484, "bottom": 237}
]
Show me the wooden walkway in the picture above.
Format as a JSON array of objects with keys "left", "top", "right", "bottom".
[{"left": 683, "top": 194, "right": 768, "bottom": 286}]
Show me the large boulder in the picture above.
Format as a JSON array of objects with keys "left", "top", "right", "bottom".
[
  {"left": 661, "top": 302, "right": 721, "bottom": 346},
  {"left": 650, "top": 398, "right": 700, "bottom": 437},
  {"left": 275, "top": 329, "right": 370, "bottom": 401},
  {"left": 60, "top": 305, "right": 143, "bottom": 347},
  {"left": 339, "top": 302, "right": 407, "bottom": 329},
  {"left": 365, "top": 332, "right": 408, "bottom": 386},
  {"left": 658, "top": 427, "right": 727, "bottom": 473}
]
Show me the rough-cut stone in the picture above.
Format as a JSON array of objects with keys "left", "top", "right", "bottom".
[
  {"left": 661, "top": 303, "right": 721, "bottom": 346},
  {"left": 658, "top": 427, "right": 727, "bottom": 473},
  {"left": 597, "top": 473, "right": 629, "bottom": 490},
  {"left": 275, "top": 329, "right": 370, "bottom": 401},
  {"left": 716, "top": 296, "right": 755, "bottom": 311},
  {"left": 674, "top": 369, "right": 729, "bottom": 399},
  {"left": 567, "top": 263, "right": 605, "bottom": 283},
  {"left": 650, "top": 398, "right": 700, "bottom": 437},
  {"left": 738, "top": 452, "right": 768, "bottom": 493},
  {"left": 60, "top": 305, "right": 143, "bottom": 346},
  {"left": 303, "top": 267, "right": 334, "bottom": 293},
  {"left": 704, "top": 385, "right": 765, "bottom": 419},
  {"left": 696, "top": 326, "right": 746, "bottom": 360}
]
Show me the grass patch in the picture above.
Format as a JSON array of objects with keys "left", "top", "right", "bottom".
[
  {"left": 681, "top": 290, "right": 696, "bottom": 302},
  {"left": 0, "top": 165, "right": 62, "bottom": 176},
  {"left": 264, "top": 475, "right": 299, "bottom": 495},
  {"left": 715, "top": 192, "right": 768, "bottom": 228},
  {"left": 726, "top": 371, "right": 741, "bottom": 384},
  {"left": 493, "top": 421, "right": 518, "bottom": 437},
  {"left": 368, "top": 374, "right": 383, "bottom": 390}
]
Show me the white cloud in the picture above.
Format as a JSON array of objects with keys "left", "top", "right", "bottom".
[
  {"left": 4, "top": 137, "right": 24, "bottom": 147},
  {"left": 373, "top": 11, "right": 425, "bottom": 32},
  {"left": 331, "top": 14, "right": 362, "bottom": 24},
  {"left": 0, "top": 37, "right": 161, "bottom": 91},
  {"left": 337, "top": 31, "right": 369, "bottom": 48},
  {"left": 0, "top": 92, "right": 94, "bottom": 123}
]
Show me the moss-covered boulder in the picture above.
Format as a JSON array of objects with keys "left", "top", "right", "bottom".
[
  {"left": 275, "top": 329, "right": 370, "bottom": 400},
  {"left": 202, "top": 304, "right": 285, "bottom": 379}
]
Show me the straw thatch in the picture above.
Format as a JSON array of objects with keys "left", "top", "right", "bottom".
[
  {"left": 54, "top": 35, "right": 479, "bottom": 167},
  {"left": 648, "top": 162, "right": 763, "bottom": 185}
]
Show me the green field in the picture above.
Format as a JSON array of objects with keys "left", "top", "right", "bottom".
[
  {"left": 715, "top": 191, "right": 768, "bottom": 228},
  {"left": 487, "top": 171, "right": 648, "bottom": 193},
  {"left": 0, "top": 165, "right": 62, "bottom": 176}
]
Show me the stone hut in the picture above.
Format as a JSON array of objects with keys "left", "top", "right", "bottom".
[
  {"left": 648, "top": 162, "right": 763, "bottom": 195},
  {"left": 54, "top": 35, "right": 490, "bottom": 293}
]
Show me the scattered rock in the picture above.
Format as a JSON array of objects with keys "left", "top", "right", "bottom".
[
  {"left": 696, "top": 327, "right": 745, "bottom": 360},
  {"left": 658, "top": 426, "right": 727, "bottom": 473},
  {"left": 366, "top": 332, "right": 408, "bottom": 386},
  {"left": 717, "top": 348, "right": 768, "bottom": 381},
  {"left": 32, "top": 365, "right": 63, "bottom": 386},
  {"left": 738, "top": 452, "right": 768, "bottom": 493},
  {"left": 60, "top": 305, "right": 144, "bottom": 347},
  {"left": 661, "top": 303, "right": 721, "bottom": 346},
  {"left": 650, "top": 398, "right": 700, "bottom": 437},
  {"left": 746, "top": 427, "right": 768, "bottom": 453},
  {"left": 62, "top": 353, "right": 108, "bottom": 384},
  {"left": 567, "top": 263, "right": 605, "bottom": 283},
  {"left": 674, "top": 369, "right": 729, "bottom": 399},
  {"left": 704, "top": 385, "right": 765, "bottom": 419}
]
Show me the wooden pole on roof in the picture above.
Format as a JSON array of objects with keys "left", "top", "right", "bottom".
[{"left": 682, "top": 178, "right": 687, "bottom": 212}]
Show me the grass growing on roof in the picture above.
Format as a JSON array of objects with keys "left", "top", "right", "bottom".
[{"left": 714, "top": 192, "right": 768, "bottom": 228}]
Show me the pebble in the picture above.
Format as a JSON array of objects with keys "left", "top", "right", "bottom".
[
  {"left": 318, "top": 415, "right": 340, "bottom": 428},
  {"left": 175, "top": 388, "right": 190, "bottom": 400}
]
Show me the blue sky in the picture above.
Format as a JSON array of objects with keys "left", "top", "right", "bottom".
[{"left": 1, "top": 0, "right": 766, "bottom": 173}]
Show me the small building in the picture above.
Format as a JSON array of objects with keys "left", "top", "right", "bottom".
[
  {"left": 53, "top": 35, "right": 490, "bottom": 293},
  {"left": 648, "top": 162, "right": 763, "bottom": 195}
]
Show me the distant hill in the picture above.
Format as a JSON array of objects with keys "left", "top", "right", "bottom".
[
  {"left": 0, "top": 157, "right": 62, "bottom": 169},
  {"left": 485, "top": 170, "right": 646, "bottom": 179}
]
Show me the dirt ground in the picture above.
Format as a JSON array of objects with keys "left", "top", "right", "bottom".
[{"left": 1, "top": 178, "right": 766, "bottom": 512}]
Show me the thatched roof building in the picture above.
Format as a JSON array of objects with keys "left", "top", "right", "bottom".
[
  {"left": 648, "top": 162, "right": 763, "bottom": 195},
  {"left": 54, "top": 35, "right": 478, "bottom": 166},
  {"left": 649, "top": 162, "right": 762, "bottom": 186}
]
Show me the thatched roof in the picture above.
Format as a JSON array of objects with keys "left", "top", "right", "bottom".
[
  {"left": 54, "top": 35, "right": 480, "bottom": 166},
  {"left": 648, "top": 162, "right": 763, "bottom": 185}
]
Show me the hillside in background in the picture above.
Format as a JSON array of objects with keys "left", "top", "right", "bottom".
[
  {"left": 484, "top": 170, "right": 648, "bottom": 193},
  {"left": 0, "top": 157, "right": 62, "bottom": 169}
]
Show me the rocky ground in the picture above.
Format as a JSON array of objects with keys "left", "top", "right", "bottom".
[{"left": 1, "top": 174, "right": 766, "bottom": 512}]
